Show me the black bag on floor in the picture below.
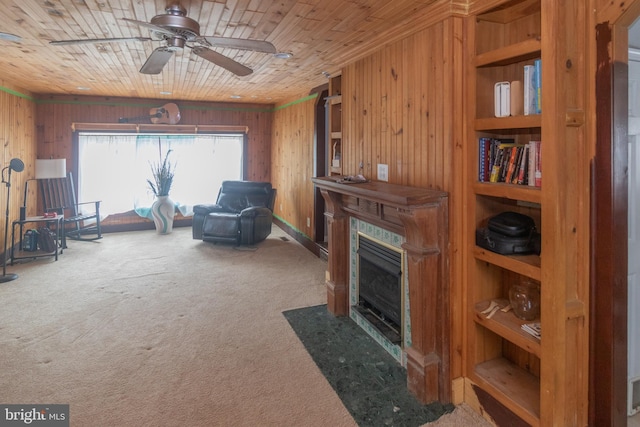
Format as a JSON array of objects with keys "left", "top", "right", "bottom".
[
  {"left": 37, "top": 227, "right": 57, "bottom": 253},
  {"left": 476, "top": 211, "right": 540, "bottom": 255}
]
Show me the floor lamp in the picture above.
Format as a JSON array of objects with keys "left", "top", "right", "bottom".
[{"left": 1, "top": 158, "right": 25, "bottom": 283}]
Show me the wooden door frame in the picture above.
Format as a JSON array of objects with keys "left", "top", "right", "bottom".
[
  {"left": 591, "top": 2, "right": 640, "bottom": 422},
  {"left": 312, "top": 86, "right": 328, "bottom": 245}
]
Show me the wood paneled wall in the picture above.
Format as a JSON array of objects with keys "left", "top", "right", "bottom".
[
  {"left": 0, "top": 83, "right": 37, "bottom": 255},
  {"left": 342, "top": 17, "right": 465, "bottom": 379},
  {"left": 33, "top": 96, "right": 273, "bottom": 225},
  {"left": 342, "top": 20, "right": 461, "bottom": 191},
  {"left": 35, "top": 96, "right": 273, "bottom": 178},
  {"left": 270, "top": 96, "right": 318, "bottom": 237}
]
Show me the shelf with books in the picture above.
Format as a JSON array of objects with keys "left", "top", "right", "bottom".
[
  {"left": 465, "top": 0, "right": 590, "bottom": 424},
  {"left": 466, "top": 0, "right": 544, "bottom": 424},
  {"left": 477, "top": 137, "right": 541, "bottom": 189}
]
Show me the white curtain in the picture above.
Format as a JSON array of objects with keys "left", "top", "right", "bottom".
[{"left": 77, "top": 133, "right": 244, "bottom": 218}]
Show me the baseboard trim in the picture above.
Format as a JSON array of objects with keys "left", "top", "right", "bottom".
[{"left": 273, "top": 217, "right": 323, "bottom": 258}]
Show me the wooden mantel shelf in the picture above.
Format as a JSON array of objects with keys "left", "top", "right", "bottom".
[
  {"left": 311, "top": 176, "right": 447, "bottom": 208},
  {"left": 312, "top": 175, "right": 451, "bottom": 405}
]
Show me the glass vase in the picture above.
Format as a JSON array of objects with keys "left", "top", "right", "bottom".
[{"left": 509, "top": 279, "right": 541, "bottom": 321}]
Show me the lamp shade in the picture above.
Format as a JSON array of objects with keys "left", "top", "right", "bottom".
[
  {"left": 35, "top": 159, "right": 67, "bottom": 179},
  {"left": 9, "top": 158, "right": 24, "bottom": 172}
]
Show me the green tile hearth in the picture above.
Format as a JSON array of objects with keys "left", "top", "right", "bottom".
[{"left": 283, "top": 305, "right": 453, "bottom": 427}]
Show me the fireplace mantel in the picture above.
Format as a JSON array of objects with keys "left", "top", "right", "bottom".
[{"left": 312, "top": 176, "right": 450, "bottom": 405}]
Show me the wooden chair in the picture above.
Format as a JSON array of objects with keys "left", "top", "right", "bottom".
[{"left": 40, "top": 172, "right": 102, "bottom": 246}]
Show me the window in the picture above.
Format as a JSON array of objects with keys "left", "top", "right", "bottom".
[{"left": 77, "top": 133, "right": 245, "bottom": 217}]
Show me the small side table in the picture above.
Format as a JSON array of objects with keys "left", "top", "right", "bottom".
[{"left": 11, "top": 215, "right": 64, "bottom": 264}]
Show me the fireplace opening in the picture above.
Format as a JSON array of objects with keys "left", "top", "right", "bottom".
[{"left": 356, "top": 235, "right": 403, "bottom": 344}]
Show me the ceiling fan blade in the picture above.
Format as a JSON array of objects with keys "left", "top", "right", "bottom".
[
  {"left": 191, "top": 46, "right": 253, "bottom": 76},
  {"left": 50, "top": 36, "right": 152, "bottom": 46},
  {"left": 122, "top": 18, "right": 177, "bottom": 38},
  {"left": 200, "top": 36, "right": 276, "bottom": 53},
  {"left": 139, "top": 47, "right": 175, "bottom": 74}
]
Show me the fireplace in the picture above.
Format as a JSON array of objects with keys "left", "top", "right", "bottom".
[
  {"left": 356, "top": 234, "right": 403, "bottom": 344},
  {"left": 349, "top": 220, "right": 409, "bottom": 362},
  {"left": 312, "top": 176, "right": 450, "bottom": 404}
]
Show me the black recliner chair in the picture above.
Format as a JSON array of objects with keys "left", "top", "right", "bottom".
[{"left": 192, "top": 181, "right": 276, "bottom": 245}]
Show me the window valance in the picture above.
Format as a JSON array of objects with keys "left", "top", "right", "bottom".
[{"left": 71, "top": 123, "right": 248, "bottom": 134}]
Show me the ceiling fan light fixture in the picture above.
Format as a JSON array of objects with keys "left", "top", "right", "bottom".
[
  {"left": 0, "top": 32, "right": 21, "bottom": 43},
  {"left": 50, "top": 6, "right": 273, "bottom": 77},
  {"left": 273, "top": 52, "right": 293, "bottom": 59},
  {"left": 166, "top": 37, "right": 186, "bottom": 50}
]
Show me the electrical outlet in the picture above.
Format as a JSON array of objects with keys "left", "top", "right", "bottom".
[{"left": 377, "top": 164, "right": 388, "bottom": 182}]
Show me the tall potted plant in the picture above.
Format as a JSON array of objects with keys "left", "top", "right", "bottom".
[{"left": 148, "top": 149, "right": 176, "bottom": 234}]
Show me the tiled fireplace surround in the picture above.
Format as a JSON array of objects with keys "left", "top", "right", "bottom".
[
  {"left": 312, "top": 176, "right": 450, "bottom": 405},
  {"left": 349, "top": 218, "right": 410, "bottom": 364}
]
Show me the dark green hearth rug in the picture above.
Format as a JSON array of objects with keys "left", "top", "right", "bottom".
[{"left": 283, "top": 305, "right": 453, "bottom": 427}]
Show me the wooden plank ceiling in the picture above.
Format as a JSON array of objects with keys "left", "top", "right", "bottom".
[{"left": 0, "top": 0, "right": 448, "bottom": 104}]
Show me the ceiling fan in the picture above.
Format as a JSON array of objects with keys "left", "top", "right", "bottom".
[{"left": 50, "top": 4, "right": 277, "bottom": 77}]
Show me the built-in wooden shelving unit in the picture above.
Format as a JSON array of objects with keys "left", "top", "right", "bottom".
[
  {"left": 327, "top": 74, "right": 342, "bottom": 175},
  {"left": 464, "top": 0, "right": 589, "bottom": 425}
]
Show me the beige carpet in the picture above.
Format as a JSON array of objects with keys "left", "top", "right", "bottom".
[
  {"left": 423, "top": 403, "right": 491, "bottom": 426},
  {"left": 0, "top": 225, "right": 483, "bottom": 426}
]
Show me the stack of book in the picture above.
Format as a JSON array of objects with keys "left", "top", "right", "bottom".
[
  {"left": 478, "top": 138, "right": 541, "bottom": 187},
  {"left": 522, "top": 322, "right": 541, "bottom": 340}
]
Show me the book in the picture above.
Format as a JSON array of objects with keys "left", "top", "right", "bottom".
[
  {"left": 527, "top": 140, "right": 542, "bottom": 187},
  {"left": 524, "top": 65, "right": 536, "bottom": 115},
  {"left": 494, "top": 81, "right": 510, "bottom": 117},
  {"left": 500, "top": 148, "right": 511, "bottom": 182},
  {"left": 516, "top": 146, "right": 529, "bottom": 185},
  {"left": 510, "top": 80, "right": 524, "bottom": 116},
  {"left": 510, "top": 146, "right": 523, "bottom": 184},
  {"left": 504, "top": 145, "right": 520, "bottom": 183},
  {"left": 488, "top": 138, "right": 499, "bottom": 174},
  {"left": 534, "top": 59, "right": 542, "bottom": 114},
  {"left": 489, "top": 148, "right": 503, "bottom": 182},
  {"left": 484, "top": 138, "right": 493, "bottom": 182},
  {"left": 478, "top": 137, "right": 490, "bottom": 182},
  {"left": 534, "top": 140, "right": 542, "bottom": 187},
  {"left": 488, "top": 139, "right": 517, "bottom": 183},
  {"left": 527, "top": 141, "right": 536, "bottom": 186}
]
